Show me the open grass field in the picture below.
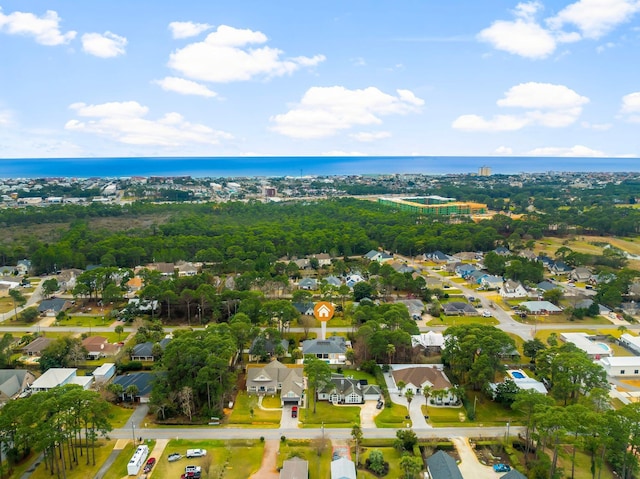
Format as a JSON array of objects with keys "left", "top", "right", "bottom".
[
  {"left": 300, "top": 401, "right": 361, "bottom": 428},
  {"left": 150, "top": 439, "right": 263, "bottom": 479},
  {"left": 514, "top": 313, "right": 612, "bottom": 325},
  {"left": 427, "top": 316, "right": 499, "bottom": 326},
  {"left": 535, "top": 235, "right": 640, "bottom": 269},
  {"left": 227, "top": 391, "right": 281, "bottom": 427},
  {"left": 374, "top": 403, "right": 410, "bottom": 428}
]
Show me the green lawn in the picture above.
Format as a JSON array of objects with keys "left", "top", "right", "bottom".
[
  {"left": 515, "top": 313, "right": 612, "bottom": 325},
  {"left": 227, "top": 391, "right": 281, "bottom": 426},
  {"left": 358, "top": 446, "right": 418, "bottom": 478},
  {"left": 109, "top": 404, "right": 137, "bottom": 428},
  {"left": 279, "top": 439, "right": 333, "bottom": 479},
  {"left": 341, "top": 369, "right": 378, "bottom": 384},
  {"left": 301, "top": 401, "right": 361, "bottom": 428},
  {"left": 374, "top": 403, "right": 410, "bottom": 428},
  {"left": 152, "top": 439, "right": 263, "bottom": 479},
  {"left": 427, "top": 316, "right": 498, "bottom": 326}
]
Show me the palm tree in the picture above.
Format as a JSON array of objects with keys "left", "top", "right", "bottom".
[
  {"left": 386, "top": 343, "right": 396, "bottom": 364},
  {"left": 405, "top": 389, "right": 414, "bottom": 410}
]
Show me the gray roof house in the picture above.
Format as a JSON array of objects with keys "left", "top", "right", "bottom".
[
  {"left": 536, "top": 280, "right": 560, "bottom": 292},
  {"left": 502, "top": 469, "right": 528, "bottom": 479},
  {"left": 22, "top": 336, "right": 53, "bottom": 356},
  {"left": 280, "top": 457, "right": 308, "bottom": 479},
  {"left": 38, "top": 298, "right": 72, "bottom": 316},
  {"left": 442, "top": 302, "right": 477, "bottom": 316},
  {"left": 570, "top": 267, "right": 592, "bottom": 282},
  {"left": 130, "top": 337, "right": 171, "bottom": 361},
  {"left": 112, "top": 372, "right": 159, "bottom": 403},
  {"left": 317, "top": 374, "right": 381, "bottom": 404},
  {"left": 364, "top": 250, "right": 393, "bottom": 263},
  {"left": 246, "top": 360, "right": 304, "bottom": 406},
  {"left": 298, "top": 278, "right": 318, "bottom": 290},
  {"left": 426, "top": 451, "right": 463, "bottom": 479},
  {"left": 302, "top": 336, "right": 348, "bottom": 365},
  {"left": 324, "top": 276, "right": 343, "bottom": 287},
  {"left": 0, "top": 369, "right": 36, "bottom": 402},
  {"left": 480, "top": 275, "right": 503, "bottom": 290},
  {"left": 331, "top": 457, "right": 356, "bottom": 479}
]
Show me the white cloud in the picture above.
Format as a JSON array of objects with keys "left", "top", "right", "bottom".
[
  {"left": 154, "top": 77, "right": 217, "bottom": 97},
  {"left": 0, "top": 109, "right": 13, "bottom": 126},
  {"left": 620, "top": 91, "right": 640, "bottom": 122},
  {"left": 0, "top": 7, "right": 76, "bottom": 46},
  {"left": 350, "top": 131, "right": 392, "bottom": 142},
  {"left": 81, "top": 31, "right": 127, "bottom": 58},
  {"left": 596, "top": 41, "right": 616, "bottom": 52},
  {"left": 453, "top": 82, "right": 588, "bottom": 131},
  {"left": 323, "top": 150, "right": 366, "bottom": 156},
  {"left": 494, "top": 146, "right": 513, "bottom": 155},
  {"left": 270, "top": 86, "right": 424, "bottom": 139},
  {"left": 65, "top": 101, "right": 232, "bottom": 146},
  {"left": 169, "top": 21, "right": 213, "bottom": 39},
  {"left": 479, "top": 0, "right": 640, "bottom": 58},
  {"left": 168, "top": 25, "right": 325, "bottom": 83},
  {"left": 547, "top": 0, "right": 640, "bottom": 39},
  {"left": 527, "top": 145, "right": 606, "bottom": 156}
]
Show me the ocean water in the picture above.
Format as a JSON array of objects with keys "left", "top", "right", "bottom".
[{"left": 0, "top": 156, "right": 638, "bottom": 178}]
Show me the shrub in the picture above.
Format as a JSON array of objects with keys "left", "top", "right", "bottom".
[{"left": 366, "top": 449, "right": 389, "bottom": 476}]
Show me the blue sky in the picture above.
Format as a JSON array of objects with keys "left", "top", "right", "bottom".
[{"left": 1, "top": 0, "right": 640, "bottom": 160}]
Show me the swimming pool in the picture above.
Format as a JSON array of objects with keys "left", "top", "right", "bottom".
[
  {"left": 596, "top": 342, "right": 612, "bottom": 353},
  {"left": 511, "top": 371, "right": 526, "bottom": 379}
]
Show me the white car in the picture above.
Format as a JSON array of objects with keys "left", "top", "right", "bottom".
[
  {"left": 482, "top": 310, "right": 492, "bottom": 317},
  {"left": 186, "top": 449, "right": 207, "bottom": 458}
]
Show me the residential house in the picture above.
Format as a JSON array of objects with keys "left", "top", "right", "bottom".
[
  {"left": 22, "top": 337, "right": 53, "bottom": 356},
  {"left": 82, "top": 336, "right": 120, "bottom": 359},
  {"left": 176, "top": 261, "right": 199, "bottom": 276},
  {"left": 425, "top": 251, "right": 454, "bottom": 263},
  {"left": 550, "top": 261, "right": 572, "bottom": 275},
  {"left": 16, "top": 259, "right": 32, "bottom": 275},
  {"left": 311, "top": 253, "right": 332, "bottom": 267},
  {"left": 560, "top": 332, "right": 612, "bottom": 359},
  {"left": 570, "top": 267, "right": 592, "bottom": 283},
  {"left": 0, "top": 266, "right": 14, "bottom": 276},
  {"left": 424, "top": 277, "right": 444, "bottom": 289},
  {"left": 499, "top": 280, "right": 528, "bottom": 299},
  {"left": 426, "top": 451, "right": 464, "bottom": 479},
  {"left": 444, "top": 262, "right": 462, "bottom": 273},
  {"left": 468, "top": 270, "right": 488, "bottom": 284},
  {"left": 494, "top": 246, "right": 511, "bottom": 256},
  {"left": 452, "top": 252, "right": 477, "bottom": 261},
  {"left": 248, "top": 337, "right": 289, "bottom": 362},
  {"left": 442, "top": 302, "right": 477, "bottom": 316},
  {"left": 126, "top": 276, "right": 144, "bottom": 293},
  {"left": 536, "top": 280, "right": 560, "bottom": 293},
  {"left": 0, "top": 281, "right": 20, "bottom": 297},
  {"left": 130, "top": 337, "right": 171, "bottom": 361},
  {"left": 392, "top": 263, "right": 416, "bottom": 274},
  {"left": 621, "top": 302, "right": 640, "bottom": 316},
  {"left": 519, "top": 250, "right": 538, "bottom": 261},
  {"left": 392, "top": 366, "right": 457, "bottom": 405},
  {"left": 519, "top": 301, "right": 562, "bottom": 315},
  {"left": 396, "top": 299, "right": 425, "bottom": 320},
  {"left": 0, "top": 369, "right": 36, "bottom": 402},
  {"left": 38, "top": 298, "right": 72, "bottom": 317},
  {"left": 345, "top": 274, "right": 365, "bottom": 288},
  {"left": 30, "top": 368, "right": 93, "bottom": 393},
  {"left": 323, "top": 276, "right": 342, "bottom": 287},
  {"left": 298, "top": 278, "right": 318, "bottom": 290},
  {"left": 574, "top": 299, "right": 610, "bottom": 315},
  {"left": 149, "top": 262, "right": 175, "bottom": 276},
  {"left": 480, "top": 275, "right": 503, "bottom": 290},
  {"left": 112, "top": 372, "right": 159, "bottom": 403},
  {"left": 411, "top": 332, "right": 445, "bottom": 352},
  {"left": 331, "top": 457, "right": 356, "bottom": 479},
  {"left": 302, "top": 336, "right": 348, "bottom": 365},
  {"left": 92, "top": 363, "right": 116, "bottom": 383},
  {"left": 455, "top": 264, "right": 477, "bottom": 279},
  {"left": 537, "top": 255, "right": 554, "bottom": 268},
  {"left": 363, "top": 250, "right": 393, "bottom": 263},
  {"left": 245, "top": 360, "right": 304, "bottom": 406},
  {"left": 293, "top": 258, "right": 310, "bottom": 269},
  {"left": 317, "top": 374, "right": 381, "bottom": 404},
  {"left": 619, "top": 333, "right": 640, "bottom": 355},
  {"left": 502, "top": 470, "right": 528, "bottom": 479},
  {"left": 127, "top": 298, "right": 160, "bottom": 313},
  {"left": 628, "top": 282, "right": 640, "bottom": 299},
  {"left": 292, "top": 302, "right": 315, "bottom": 316},
  {"left": 280, "top": 457, "right": 308, "bottom": 479},
  {"left": 599, "top": 357, "right": 640, "bottom": 378}
]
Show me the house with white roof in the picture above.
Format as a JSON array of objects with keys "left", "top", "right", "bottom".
[
  {"left": 599, "top": 357, "right": 640, "bottom": 377},
  {"left": 30, "top": 368, "right": 93, "bottom": 393},
  {"left": 619, "top": 334, "right": 640, "bottom": 355},
  {"left": 331, "top": 457, "right": 356, "bottom": 479},
  {"left": 519, "top": 301, "right": 562, "bottom": 315},
  {"left": 499, "top": 280, "right": 528, "bottom": 299},
  {"left": 411, "top": 332, "right": 444, "bottom": 351},
  {"left": 561, "top": 332, "right": 613, "bottom": 359}
]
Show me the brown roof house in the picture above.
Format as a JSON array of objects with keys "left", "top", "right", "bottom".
[
  {"left": 392, "top": 366, "right": 459, "bottom": 406},
  {"left": 22, "top": 337, "right": 54, "bottom": 357},
  {"left": 82, "top": 336, "right": 121, "bottom": 360}
]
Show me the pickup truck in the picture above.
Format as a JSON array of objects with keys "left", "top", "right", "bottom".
[{"left": 186, "top": 449, "right": 207, "bottom": 458}]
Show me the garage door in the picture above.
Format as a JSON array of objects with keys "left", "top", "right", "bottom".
[{"left": 283, "top": 399, "right": 299, "bottom": 405}]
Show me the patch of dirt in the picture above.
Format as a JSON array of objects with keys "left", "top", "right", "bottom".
[{"left": 473, "top": 446, "right": 509, "bottom": 467}]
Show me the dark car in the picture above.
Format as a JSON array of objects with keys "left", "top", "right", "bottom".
[
  {"left": 376, "top": 401, "right": 384, "bottom": 409},
  {"left": 143, "top": 457, "right": 156, "bottom": 473}
]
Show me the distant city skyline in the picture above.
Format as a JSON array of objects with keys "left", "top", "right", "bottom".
[{"left": 1, "top": 1, "right": 640, "bottom": 164}]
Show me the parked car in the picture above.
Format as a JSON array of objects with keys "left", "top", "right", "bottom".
[
  {"left": 143, "top": 457, "right": 156, "bottom": 473},
  {"left": 493, "top": 464, "right": 511, "bottom": 472},
  {"left": 186, "top": 449, "right": 207, "bottom": 458},
  {"left": 291, "top": 406, "right": 298, "bottom": 418},
  {"left": 376, "top": 401, "right": 384, "bottom": 409},
  {"left": 168, "top": 453, "right": 182, "bottom": 462},
  {"left": 183, "top": 465, "right": 202, "bottom": 478},
  {"left": 482, "top": 310, "right": 492, "bottom": 317}
]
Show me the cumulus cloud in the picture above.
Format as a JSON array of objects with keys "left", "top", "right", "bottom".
[
  {"left": 169, "top": 21, "right": 213, "bottom": 39},
  {"left": 350, "top": 131, "right": 392, "bottom": 142},
  {"left": 478, "top": 0, "right": 640, "bottom": 58},
  {"left": 81, "top": 31, "right": 127, "bottom": 58},
  {"left": 65, "top": 101, "right": 232, "bottom": 146},
  {"left": 154, "top": 77, "right": 217, "bottom": 97},
  {"left": 527, "top": 145, "right": 606, "bottom": 156},
  {"left": 168, "top": 25, "right": 325, "bottom": 83},
  {"left": 452, "top": 82, "right": 588, "bottom": 131},
  {"left": 0, "top": 109, "right": 13, "bottom": 126},
  {"left": 270, "top": 86, "right": 424, "bottom": 139},
  {"left": 494, "top": 146, "right": 514, "bottom": 155},
  {"left": 0, "top": 7, "right": 76, "bottom": 45},
  {"left": 620, "top": 91, "right": 640, "bottom": 122},
  {"left": 547, "top": 0, "right": 640, "bottom": 39}
]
